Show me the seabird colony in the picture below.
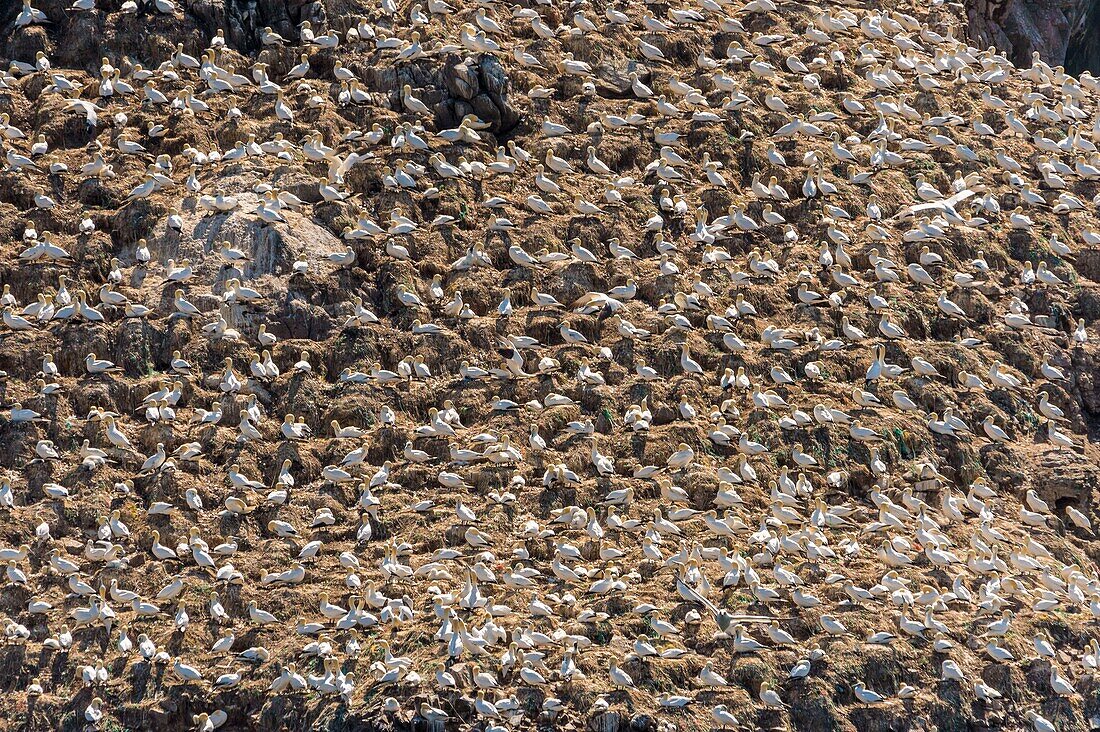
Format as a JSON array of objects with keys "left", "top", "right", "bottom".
[{"left": 2, "top": 0, "right": 1100, "bottom": 729}]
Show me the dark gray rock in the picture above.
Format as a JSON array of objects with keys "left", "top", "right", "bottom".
[
  {"left": 477, "top": 54, "right": 520, "bottom": 133},
  {"left": 432, "top": 53, "right": 521, "bottom": 134},
  {"left": 443, "top": 57, "right": 479, "bottom": 100},
  {"left": 966, "top": 0, "right": 1100, "bottom": 74}
]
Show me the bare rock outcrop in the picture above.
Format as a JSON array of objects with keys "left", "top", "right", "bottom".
[
  {"left": 439, "top": 53, "right": 522, "bottom": 134},
  {"left": 966, "top": 0, "right": 1100, "bottom": 73}
]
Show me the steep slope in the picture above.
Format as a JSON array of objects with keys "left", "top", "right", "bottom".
[{"left": 1, "top": 0, "right": 1100, "bottom": 731}]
